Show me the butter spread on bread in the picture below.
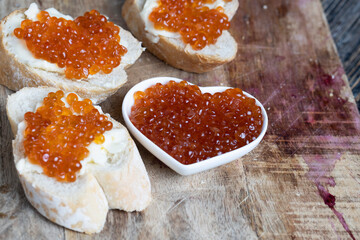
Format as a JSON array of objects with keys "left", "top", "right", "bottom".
[
  {"left": 122, "top": 0, "right": 239, "bottom": 73},
  {"left": 0, "top": 3, "right": 143, "bottom": 103},
  {"left": 7, "top": 87, "right": 151, "bottom": 234}
]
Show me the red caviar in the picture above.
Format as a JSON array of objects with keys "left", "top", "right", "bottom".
[
  {"left": 149, "top": 0, "right": 232, "bottom": 50},
  {"left": 23, "top": 90, "right": 113, "bottom": 182},
  {"left": 14, "top": 10, "right": 127, "bottom": 79},
  {"left": 130, "top": 81, "right": 263, "bottom": 165}
]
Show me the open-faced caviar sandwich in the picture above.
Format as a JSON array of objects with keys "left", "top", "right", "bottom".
[
  {"left": 122, "top": 0, "right": 239, "bottom": 73},
  {"left": 6, "top": 87, "right": 151, "bottom": 233},
  {"left": 0, "top": 3, "right": 143, "bottom": 103}
]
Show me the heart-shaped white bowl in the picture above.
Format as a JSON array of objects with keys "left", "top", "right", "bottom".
[{"left": 122, "top": 77, "right": 268, "bottom": 175}]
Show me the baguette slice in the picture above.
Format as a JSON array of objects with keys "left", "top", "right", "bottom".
[
  {"left": 0, "top": 4, "right": 143, "bottom": 104},
  {"left": 7, "top": 87, "right": 151, "bottom": 233},
  {"left": 122, "top": 0, "right": 239, "bottom": 73}
]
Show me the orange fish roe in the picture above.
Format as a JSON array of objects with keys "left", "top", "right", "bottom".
[
  {"left": 13, "top": 10, "right": 127, "bottom": 79},
  {"left": 130, "top": 81, "right": 263, "bottom": 165},
  {"left": 149, "top": 0, "right": 232, "bottom": 50},
  {"left": 23, "top": 90, "right": 113, "bottom": 182}
]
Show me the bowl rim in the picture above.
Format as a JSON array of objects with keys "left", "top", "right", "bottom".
[{"left": 122, "top": 77, "right": 268, "bottom": 175}]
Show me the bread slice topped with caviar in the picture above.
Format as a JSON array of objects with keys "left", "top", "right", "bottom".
[
  {"left": 122, "top": 0, "right": 239, "bottom": 73},
  {"left": 6, "top": 87, "right": 151, "bottom": 234},
  {"left": 0, "top": 3, "right": 143, "bottom": 104}
]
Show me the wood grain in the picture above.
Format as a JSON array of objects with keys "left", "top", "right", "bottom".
[
  {"left": 321, "top": 0, "right": 360, "bottom": 111},
  {"left": 0, "top": 0, "right": 359, "bottom": 239}
]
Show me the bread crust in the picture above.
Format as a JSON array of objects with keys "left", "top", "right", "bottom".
[
  {"left": 0, "top": 8, "right": 143, "bottom": 104},
  {"left": 19, "top": 172, "right": 109, "bottom": 234},
  {"left": 7, "top": 87, "right": 151, "bottom": 233},
  {"left": 90, "top": 137, "right": 152, "bottom": 211},
  {"left": 122, "top": 0, "right": 238, "bottom": 73}
]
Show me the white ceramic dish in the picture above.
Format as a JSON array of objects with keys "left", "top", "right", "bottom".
[{"left": 122, "top": 77, "right": 268, "bottom": 175}]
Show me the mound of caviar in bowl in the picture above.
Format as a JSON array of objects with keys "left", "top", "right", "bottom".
[{"left": 130, "top": 81, "right": 263, "bottom": 165}]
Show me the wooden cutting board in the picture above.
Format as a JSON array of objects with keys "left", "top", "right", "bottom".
[{"left": 1, "top": 0, "right": 359, "bottom": 239}]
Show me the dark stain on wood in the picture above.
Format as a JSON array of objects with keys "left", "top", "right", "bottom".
[
  {"left": 304, "top": 153, "right": 356, "bottom": 240},
  {"left": 0, "top": 185, "right": 10, "bottom": 194},
  {"left": 277, "top": 3, "right": 289, "bottom": 18}
]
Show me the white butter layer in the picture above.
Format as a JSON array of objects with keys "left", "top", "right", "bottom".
[
  {"left": 140, "top": 0, "right": 228, "bottom": 43},
  {"left": 3, "top": 3, "right": 63, "bottom": 73},
  {"left": 16, "top": 92, "right": 126, "bottom": 176},
  {"left": 25, "top": 3, "right": 73, "bottom": 21},
  {"left": 80, "top": 128, "right": 128, "bottom": 174}
]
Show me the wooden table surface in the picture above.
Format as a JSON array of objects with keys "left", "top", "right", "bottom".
[
  {"left": 322, "top": 0, "right": 360, "bottom": 111},
  {"left": 1, "top": 0, "right": 360, "bottom": 239}
]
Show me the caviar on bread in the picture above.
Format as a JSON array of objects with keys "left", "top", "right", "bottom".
[
  {"left": 122, "top": 0, "right": 239, "bottom": 73},
  {"left": 7, "top": 87, "right": 151, "bottom": 234},
  {"left": 0, "top": 3, "right": 143, "bottom": 103}
]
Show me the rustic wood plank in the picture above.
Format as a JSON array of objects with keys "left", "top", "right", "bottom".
[
  {"left": 321, "top": 0, "right": 360, "bottom": 110},
  {"left": 225, "top": 1, "right": 360, "bottom": 238},
  {"left": 0, "top": 0, "right": 359, "bottom": 239}
]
